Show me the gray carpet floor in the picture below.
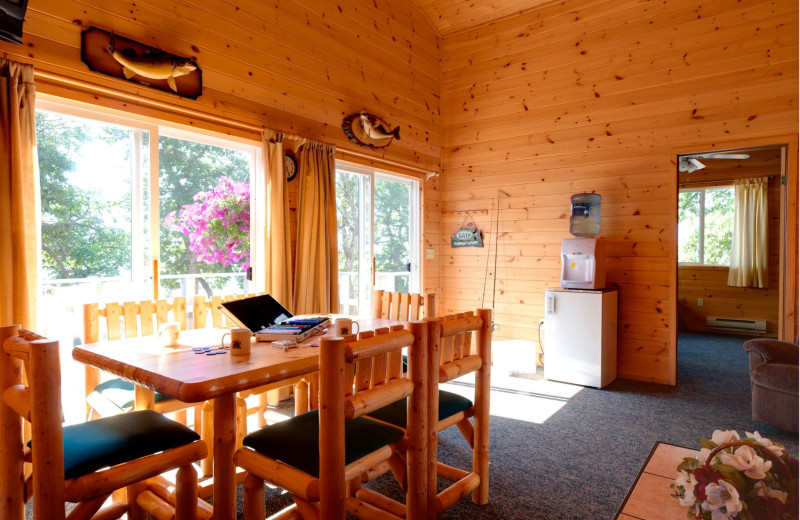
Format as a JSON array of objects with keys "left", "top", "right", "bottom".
[{"left": 29, "top": 332, "right": 800, "bottom": 519}]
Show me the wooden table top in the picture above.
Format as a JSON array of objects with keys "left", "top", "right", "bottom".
[
  {"left": 615, "top": 442, "right": 699, "bottom": 520},
  {"left": 73, "top": 317, "right": 403, "bottom": 403}
]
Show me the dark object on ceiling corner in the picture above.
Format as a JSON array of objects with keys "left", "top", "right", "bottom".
[{"left": 0, "top": 0, "right": 28, "bottom": 45}]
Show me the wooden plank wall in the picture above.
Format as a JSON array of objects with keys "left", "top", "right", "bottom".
[
  {"left": 678, "top": 148, "right": 782, "bottom": 337},
  {"left": 0, "top": 0, "right": 443, "bottom": 299},
  {"left": 439, "top": 0, "right": 798, "bottom": 384}
]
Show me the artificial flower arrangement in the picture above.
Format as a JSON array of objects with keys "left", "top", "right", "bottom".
[
  {"left": 671, "top": 430, "right": 799, "bottom": 520},
  {"left": 166, "top": 176, "right": 250, "bottom": 270}
]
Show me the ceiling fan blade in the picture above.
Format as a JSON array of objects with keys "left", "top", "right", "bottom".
[{"left": 691, "top": 153, "right": 751, "bottom": 160}]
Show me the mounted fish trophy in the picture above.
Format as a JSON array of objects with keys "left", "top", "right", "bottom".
[
  {"left": 342, "top": 112, "right": 400, "bottom": 149},
  {"left": 81, "top": 26, "right": 202, "bottom": 99}
]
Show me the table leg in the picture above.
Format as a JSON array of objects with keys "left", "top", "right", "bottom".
[{"left": 212, "top": 392, "right": 236, "bottom": 520}]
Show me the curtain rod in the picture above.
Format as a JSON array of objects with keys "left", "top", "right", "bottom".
[{"left": 34, "top": 69, "right": 436, "bottom": 176}]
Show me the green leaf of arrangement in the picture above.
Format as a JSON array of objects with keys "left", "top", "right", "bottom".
[
  {"left": 699, "top": 438, "right": 717, "bottom": 450},
  {"left": 716, "top": 464, "right": 747, "bottom": 490},
  {"left": 678, "top": 457, "right": 701, "bottom": 473}
]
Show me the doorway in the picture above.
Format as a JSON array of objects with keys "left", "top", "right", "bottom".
[
  {"left": 335, "top": 162, "right": 420, "bottom": 317},
  {"left": 675, "top": 144, "right": 794, "bottom": 375}
]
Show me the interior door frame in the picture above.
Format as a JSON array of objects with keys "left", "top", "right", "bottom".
[{"left": 669, "top": 134, "right": 798, "bottom": 385}]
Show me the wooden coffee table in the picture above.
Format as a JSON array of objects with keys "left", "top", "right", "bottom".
[{"left": 614, "top": 441, "right": 699, "bottom": 520}]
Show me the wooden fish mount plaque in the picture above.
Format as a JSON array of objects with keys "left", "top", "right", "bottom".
[
  {"left": 81, "top": 26, "right": 202, "bottom": 99},
  {"left": 342, "top": 112, "right": 400, "bottom": 149}
]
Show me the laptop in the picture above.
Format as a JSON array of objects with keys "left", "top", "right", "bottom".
[{"left": 217, "top": 294, "right": 330, "bottom": 342}]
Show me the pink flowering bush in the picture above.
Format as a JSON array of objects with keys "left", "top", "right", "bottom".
[
  {"left": 671, "top": 430, "right": 799, "bottom": 520},
  {"left": 166, "top": 176, "right": 250, "bottom": 270}
]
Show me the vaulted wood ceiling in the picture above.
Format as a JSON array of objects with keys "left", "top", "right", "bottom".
[{"left": 413, "top": 0, "right": 554, "bottom": 35}]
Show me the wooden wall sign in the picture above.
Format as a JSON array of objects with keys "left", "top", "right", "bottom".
[
  {"left": 81, "top": 26, "right": 202, "bottom": 99},
  {"left": 451, "top": 226, "right": 483, "bottom": 248}
]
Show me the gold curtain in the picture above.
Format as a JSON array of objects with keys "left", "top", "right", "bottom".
[
  {"left": 0, "top": 59, "right": 38, "bottom": 329},
  {"left": 260, "top": 129, "right": 293, "bottom": 310},
  {"left": 728, "top": 176, "right": 769, "bottom": 288},
  {"left": 293, "top": 140, "right": 338, "bottom": 314}
]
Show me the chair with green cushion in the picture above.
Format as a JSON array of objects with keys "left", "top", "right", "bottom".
[
  {"left": 0, "top": 325, "right": 208, "bottom": 520},
  {"left": 368, "top": 309, "right": 493, "bottom": 514},
  {"left": 233, "top": 324, "right": 429, "bottom": 520},
  {"left": 83, "top": 299, "right": 201, "bottom": 423}
]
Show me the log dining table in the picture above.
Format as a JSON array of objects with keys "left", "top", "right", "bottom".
[{"left": 72, "top": 316, "right": 408, "bottom": 520}]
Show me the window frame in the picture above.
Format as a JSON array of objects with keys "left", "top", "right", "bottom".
[
  {"left": 678, "top": 184, "right": 734, "bottom": 267},
  {"left": 35, "top": 98, "right": 262, "bottom": 300}
]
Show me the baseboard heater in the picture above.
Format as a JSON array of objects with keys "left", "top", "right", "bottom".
[{"left": 706, "top": 317, "right": 767, "bottom": 333}]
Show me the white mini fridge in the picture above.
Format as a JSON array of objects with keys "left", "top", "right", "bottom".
[{"left": 543, "top": 288, "right": 617, "bottom": 388}]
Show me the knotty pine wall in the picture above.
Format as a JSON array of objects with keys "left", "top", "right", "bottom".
[
  {"left": 0, "top": 0, "right": 443, "bottom": 300},
  {"left": 678, "top": 148, "right": 782, "bottom": 338},
  {"left": 439, "top": 0, "right": 798, "bottom": 384}
]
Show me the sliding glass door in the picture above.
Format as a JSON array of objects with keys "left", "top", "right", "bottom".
[
  {"left": 36, "top": 100, "right": 259, "bottom": 345},
  {"left": 336, "top": 163, "right": 419, "bottom": 317}
]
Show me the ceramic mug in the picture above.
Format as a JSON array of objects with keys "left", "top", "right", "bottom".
[
  {"left": 335, "top": 318, "right": 359, "bottom": 336},
  {"left": 159, "top": 322, "right": 181, "bottom": 348},
  {"left": 222, "top": 328, "right": 252, "bottom": 355}
]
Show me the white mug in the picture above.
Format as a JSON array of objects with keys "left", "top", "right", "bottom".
[
  {"left": 159, "top": 322, "right": 181, "bottom": 348},
  {"left": 222, "top": 328, "right": 252, "bottom": 355},
  {"left": 335, "top": 318, "right": 359, "bottom": 336}
]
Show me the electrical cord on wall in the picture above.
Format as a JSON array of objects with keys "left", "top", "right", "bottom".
[{"left": 537, "top": 318, "right": 545, "bottom": 366}]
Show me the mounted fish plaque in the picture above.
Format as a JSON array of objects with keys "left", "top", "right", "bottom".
[
  {"left": 81, "top": 27, "right": 202, "bottom": 99},
  {"left": 451, "top": 226, "right": 484, "bottom": 248},
  {"left": 342, "top": 112, "right": 400, "bottom": 149}
]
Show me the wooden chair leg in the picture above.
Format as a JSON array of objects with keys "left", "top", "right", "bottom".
[
  {"left": 243, "top": 472, "right": 266, "bottom": 520},
  {"left": 193, "top": 404, "right": 203, "bottom": 434},
  {"left": 294, "top": 379, "right": 308, "bottom": 415},
  {"left": 308, "top": 373, "right": 319, "bottom": 411},
  {"left": 174, "top": 409, "right": 188, "bottom": 426},
  {"left": 293, "top": 496, "right": 320, "bottom": 520},
  {"left": 257, "top": 392, "right": 268, "bottom": 427},
  {"left": 455, "top": 417, "right": 474, "bottom": 448},
  {"left": 236, "top": 396, "right": 247, "bottom": 449},
  {"left": 175, "top": 464, "right": 198, "bottom": 520},
  {"left": 201, "top": 401, "right": 214, "bottom": 478},
  {"left": 126, "top": 481, "right": 147, "bottom": 520}
]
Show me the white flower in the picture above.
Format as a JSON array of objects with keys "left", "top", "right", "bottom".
[
  {"left": 702, "top": 481, "right": 743, "bottom": 519},
  {"left": 721, "top": 445, "right": 772, "bottom": 479},
  {"left": 674, "top": 473, "right": 698, "bottom": 507},
  {"left": 754, "top": 481, "right": 788, "bottom": 503},
  {"left": 746, "top": 431, "right": 786, "bottom": 458},
  {"left": 712, "top": 430, "right": 741, "bottom": 444},
  {"left": 700, "top": 430, "right": 742, "bottom": 462}
]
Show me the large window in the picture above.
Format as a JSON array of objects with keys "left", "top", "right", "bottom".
[
  {"left": 36, "top": 101, "right": 259, "bottom": 344},
  {"left": 336, "top": 164, "right": 420, "bottom": 316},
  {"left": 678, "top": 186, "right": 734, "bottom": 265}
]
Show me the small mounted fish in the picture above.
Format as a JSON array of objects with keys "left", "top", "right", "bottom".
[
  {"left": 108, "top": 31, "right": 195, "bottom": 93},
  {"left": 342, "top": 112, "right": 400, "bottom": 149},
  {"left": 81, "top": 27, "right": 203, "bottom": 99}
]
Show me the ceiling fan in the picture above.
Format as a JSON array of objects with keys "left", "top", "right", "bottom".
[{"left": 678, "top": 153, "right": 750, "bottom": 173}]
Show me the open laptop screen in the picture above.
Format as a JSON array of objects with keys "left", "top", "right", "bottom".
[{"left": 217, "top": 294, "right": 293, "bottom": 333}]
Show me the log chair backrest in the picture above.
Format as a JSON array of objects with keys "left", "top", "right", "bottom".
[
  {"left": 318, "top": 321, "right": 428, "bottom": 518},
  {"left": 83, "top": 297, "right": 187, "bottom": 344},
  {"left": 372, "top": 290, "right": 435, "bottom": 322},
  {"left": 430, "top": 309, "right": 492, "bottom": 384},
  {"left": 0, "top": 325, "right": 65, "bottom": 519},
  {"left": 192, "top": 293, "right": 261, "bottom": 329}
]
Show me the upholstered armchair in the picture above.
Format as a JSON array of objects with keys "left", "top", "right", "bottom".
[{"left": 743, "top": 339, "right": 799, "bottom": 432}]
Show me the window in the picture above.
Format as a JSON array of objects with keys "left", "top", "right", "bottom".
[
  {"left": 678, "top": 186, "right": 734, "bottom": 265},
  {"left": 336, "top": 163, "right": 420, "bottom": 316},
  {"left": 36, "top": 101, "right": 259, "bottom": 344}
]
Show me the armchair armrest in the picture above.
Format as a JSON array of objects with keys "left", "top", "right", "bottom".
[{"left": 743, "top": 339, "right": 799, "bottom": 367}]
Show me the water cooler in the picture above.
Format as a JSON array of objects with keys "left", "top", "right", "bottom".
[{"left": 543, "top": 193, "right": 617, "bottom": 388}]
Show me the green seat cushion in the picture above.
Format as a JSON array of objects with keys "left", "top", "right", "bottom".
[
  {"left": 29, "top": 410, "right": 200, "bottom": 480},
  {"left": 95, "top": 378, "right": 174, "bottom": 410},
  {"left": 242, "top": 409, "right": 404, "bottom": 478},
  {"left": 367, "top": 390, "right": 473, "bottom": 428}
]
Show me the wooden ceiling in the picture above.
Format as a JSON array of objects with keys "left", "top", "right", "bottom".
[{"left": 413, "top": 0, "right": 553, "bottom": 36}]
